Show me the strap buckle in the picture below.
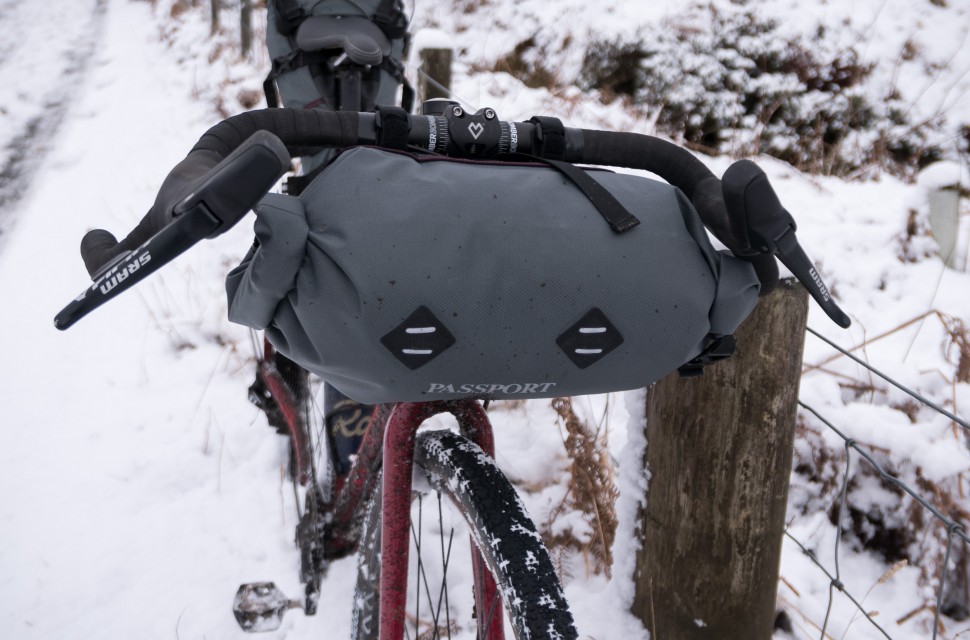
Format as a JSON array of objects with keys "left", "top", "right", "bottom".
[{"left": 678, "top": 334, "right": 736, "bottom": 378}]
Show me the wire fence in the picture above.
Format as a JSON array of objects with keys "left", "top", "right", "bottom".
[{"left": 789, "top": 327, "right": 970, "bottom": 639}]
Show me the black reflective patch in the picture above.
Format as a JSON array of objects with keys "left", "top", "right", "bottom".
[
  {"left": 556, "top": 308, "right": 624, "bottom": 369},
  {"left": 381, "top": 306, "right": 456, "bottom": 370}
]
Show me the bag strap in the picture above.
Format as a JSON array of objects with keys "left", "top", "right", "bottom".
[
  {"left": 378, "top": 56, "right": 415, "bottom": 113},
  {"left": 529, "top": 115, "right": 566, "bottom": 160},
  {"left": 529, "top": 116, "right": 639, "bottom": 234},
  {"left": 373, "top": 0, "right": 409, "bottom": 39},
  {"left": 273, "top": 0, "right": 306, "bottom": 36},
  {"left": 275, "top": 0, "right": 408, "bottom": 40},
  {"left": 544, "top": 159, "right": 641, "bottom": 234},
  {"left": 376, "top": 106, "right": 410, "bottom": 149},
  {"left": 263, "top": 50, "right": 336, "bottom": 108}
]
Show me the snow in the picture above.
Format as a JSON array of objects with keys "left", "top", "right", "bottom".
[
  {"left": 411, "top": 28, "right": 456, "bottom": 53},
  {"left": 920, "top": 162, "right": 970, "bottom": 191},
  {"left": 1, "top": 0, "right": 969, "bottom": 639}
]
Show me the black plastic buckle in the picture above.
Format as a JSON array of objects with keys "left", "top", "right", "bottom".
[{"left": 678, "top": 334, "right": 736, "bottom": 378}]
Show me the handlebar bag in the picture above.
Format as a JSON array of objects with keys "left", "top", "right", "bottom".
[{"left": 226, "top": 146, "right": 760, "bottom": 404}]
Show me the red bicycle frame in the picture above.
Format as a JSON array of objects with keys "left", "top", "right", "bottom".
[
  {"left": 258, "top": 341, "right": 506, "bottom": 639},
  {"left": 378, "top": 400, "right": 503, "bottom": 640},
  {"left": 322, "top": 399, "right": 503, "bottom": 639}
]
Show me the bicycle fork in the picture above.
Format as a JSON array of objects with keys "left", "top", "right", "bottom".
[
  {"left": 232, "top": 400, "right": 505, "bottom": 639},
  {"left": 380, "top": 400, "right": 504, "bottom": 640}
]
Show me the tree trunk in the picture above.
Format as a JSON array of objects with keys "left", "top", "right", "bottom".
[
  {"left": 240, "top": 0, "right": 254, "bottom": 57},
  {"left": 633, "top": 278, "right": 808, "bottom": 639},
  {"left": 418, "top": 48, "right": 453, "bottom": 103},
  {"left": 210, "top": 0, "right": 220, "bottom": 36}
]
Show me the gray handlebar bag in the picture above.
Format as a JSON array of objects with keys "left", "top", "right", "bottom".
[{"left": 226, "top": 147, "right": 760, "bottom": 404}]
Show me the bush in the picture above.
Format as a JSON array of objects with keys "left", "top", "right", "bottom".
[
  {"left": 491, "top": 36, "right": 558, "bottom": 90},
  {"left": 580, "top": 2, "right": 940, "bottom": 177}
]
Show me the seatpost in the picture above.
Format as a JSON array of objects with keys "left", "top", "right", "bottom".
[{"left": 336, "top": 61, "right": 363, "bottom": 111}]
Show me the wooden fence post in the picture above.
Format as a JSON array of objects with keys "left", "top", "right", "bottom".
[
  {"left": 418, "top": 47, "right": 453, "bottom": 103},
  {"left": 632, "top": 278, "right": 809, "bottom": 638}
]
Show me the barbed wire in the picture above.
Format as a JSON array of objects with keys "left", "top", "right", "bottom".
[{"left": 791, "top": 328, "right": 970, "bottom": 639}]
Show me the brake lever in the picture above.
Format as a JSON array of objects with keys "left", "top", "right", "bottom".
[
  {"left": 773, "top": 226, "right": 850, "bottom": 328},
  {"left": 54, "top": 204, "right": 220, "bottom": 330},
  {"left": 722, "top": 160, "right": 851, "bottom": 328},
  {"left": 55, "top": 130, "right": 291, "bottom": 331}
]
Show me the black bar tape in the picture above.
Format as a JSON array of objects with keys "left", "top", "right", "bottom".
[
  {"left": 577, "top": 128, "right": 778, "bottom": 293},
  {"left": 83, "top": 109, "right": 362, "bottom": 276},
  {"left": 579, "top": 130, "right": 733, "bottom": 245}
]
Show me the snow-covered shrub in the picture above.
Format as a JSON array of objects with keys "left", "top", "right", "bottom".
[
  {"left": 792, "top": 308, "right": 970, "bottom": 629},
  {"left": 488, "top": 35, "right": 559, "bottom": 90},
  {"left": 961, "top": 125, "right": 970, "bottom": 164},
  {"left": 580, "top": 2, "right": 941, "bottom": 177},
  {"left": 792, "top": 420, "right": 970, "bottom": 625},
  {"left": 152, "top": 0, "right": 269, "bottom": 117}
]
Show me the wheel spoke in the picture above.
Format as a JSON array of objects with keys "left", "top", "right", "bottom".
[
  {"left": 351, "top": 429, "right": 578, "bottom": 640},
  {"left": 481, "top": 579, "right": 502, "bottom": 638},
  {"left": 410, "top": 497, "right": 450, "bottom": 638},
  {"left": 437, "top": 492, "right": 454, "bottom": 639}
]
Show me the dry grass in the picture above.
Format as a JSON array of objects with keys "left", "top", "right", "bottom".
[{"left": 543, "top": 397, "right": 619, "bottom": 577}]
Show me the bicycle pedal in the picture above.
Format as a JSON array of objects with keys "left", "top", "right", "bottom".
[{"left": 232, "top": 582, "right": 301, "bottom": 632}]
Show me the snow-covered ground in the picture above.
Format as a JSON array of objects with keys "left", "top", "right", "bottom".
[
  {"left": 0, "top": 0, "right": 107, "bottom": 228},
  {"left": 1, "top": 0, "right": 969, "bottom": 639}
]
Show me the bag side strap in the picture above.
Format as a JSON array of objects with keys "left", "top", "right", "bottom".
[
  {"left": 381, "top": 56, "right": 415, "bottom": 113},
  {"left": 529, "top": 116, "right": 639, "bottom": 233},
  {"left": 543, "top": 159, "right": 641, "bottom": 233},
  {"left": 273, "top": 0, "right": 306, "bottom": 35},
  {"left": 373, "top": 0, "right": 409, "bottom": 39},
  {"left": 264, "top": 48, "right": 414, "bottom": 111},
  {"left": 273, "top": 0, "right": 406, "bottom": 38},
  {"left": 264, "top": 50, "right": 338, "bottom": 108}
]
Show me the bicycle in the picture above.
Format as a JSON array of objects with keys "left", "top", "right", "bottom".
[
  {"left": 240, "top": 340, "right": 555, "bottom": 638},
  {"left": 55, "top": 102, "right": 848, "bottom": 640}
]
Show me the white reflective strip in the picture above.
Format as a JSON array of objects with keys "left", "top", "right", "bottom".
[
  {"left": 579, "top": 327, "right": 607, "bottom": 334},
  {"left": 575, "top": 348, "right": 603, "bottom": 355},
  {"left": 403, "top": 349, "right": 433, "bottom": 355},
  {"left": 406, "top": 327, "right": 437, "bottom": 334}
]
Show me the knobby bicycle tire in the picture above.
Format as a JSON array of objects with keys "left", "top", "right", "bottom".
[{"left": 351, "top": 429, "right": 577, "bottom": 640}]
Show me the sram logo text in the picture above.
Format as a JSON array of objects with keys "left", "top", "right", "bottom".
[
  {"left": 426, "top": 382, "right": 557, "bottom": 395},
  {"left": 98, "top": 252, "right": 152, "bottom": 294}
]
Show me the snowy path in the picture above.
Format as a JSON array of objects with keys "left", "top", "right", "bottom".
[
  {"left": 0, "top": 0, "right": 107, "bottom": 228},
  {"left": 0, "top": 1, "right": 335, "bottom": 638}
]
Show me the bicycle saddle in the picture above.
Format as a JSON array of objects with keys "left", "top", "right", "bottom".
[{"left": 295, "top": 16, "right": 389, "bottom": 66}]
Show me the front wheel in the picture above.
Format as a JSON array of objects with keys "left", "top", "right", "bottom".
[{"left": 351, "top": 429, "right": 577, "bottom": 640}]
